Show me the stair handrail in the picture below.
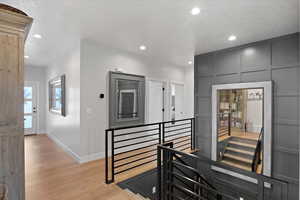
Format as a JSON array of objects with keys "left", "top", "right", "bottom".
[
  {"left": 251, "top": 127, "right": 263, "bottom": 172},
  {"left": 157, "top": 142, "right": 289, "bottom": 200},
  {"left": 159, "top": 142, "right": 222, "bottom": 200}
]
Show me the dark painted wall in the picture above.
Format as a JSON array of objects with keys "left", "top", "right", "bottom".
[{"left": 194, "top": 33, "right": 299, "bottom": 199}]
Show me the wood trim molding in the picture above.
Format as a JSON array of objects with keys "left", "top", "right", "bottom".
[{"left": 0, "top": 5, "right": 33, "bottom": 38}]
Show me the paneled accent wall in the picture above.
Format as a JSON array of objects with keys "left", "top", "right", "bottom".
[{"left": 194, "top": 33, "right": 299, "bottom": 199}]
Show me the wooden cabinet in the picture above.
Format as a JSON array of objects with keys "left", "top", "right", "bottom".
[{"left": 0, "top": 4, "right": 32, "bottom": 200}]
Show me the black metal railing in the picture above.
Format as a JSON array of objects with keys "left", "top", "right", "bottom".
[
  {"left": 252, "top": 128, "right": 264, "bottom": 172},
  {"left": 157, "top": 143, "right": 288, "bottom": 200},
  {"left": 105, "top": 118, "right": 195, "bottom": 184}
]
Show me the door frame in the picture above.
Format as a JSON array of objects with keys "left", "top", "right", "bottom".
[
  {"left": 24, "top": 81, "right": 39, "bottom": 135},
  {"left": 145, "top": 78, "right": 168, "bottom": 123}
]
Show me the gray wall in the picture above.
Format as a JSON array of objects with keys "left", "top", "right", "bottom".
[{"left": 194, "top": 33, "right": 299, "bottom": 199}]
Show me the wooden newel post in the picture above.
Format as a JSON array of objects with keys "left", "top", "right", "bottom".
[{"left": 0, "top": 4, "right": 32, "bottom": 200}]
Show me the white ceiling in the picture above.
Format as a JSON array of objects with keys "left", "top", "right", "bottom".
[{"left": 1, "top": 0, "right": 299, "bottom": 67}]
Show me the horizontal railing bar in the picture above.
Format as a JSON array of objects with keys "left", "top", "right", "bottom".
[
  {"left": 114, "top": 128, "right": 159, "bottom": 137},
  {"left": 115, "top": 133, "right": 159, "bottom": 143},
  {"left": 173, "top": 160, "right": 200, "bottom": 177},
  {"left": 171, "top": 182, "right": 206, "bottom": 200},
  {"left": 174, "top": 142, "right": 191, "bottom": 149},
  {"left": 165, "top": 135, "right": 190, "bottom": 143},
  {"left": 173, "top": 138, "right": 190, "bottom": 145},
  {"left": 165, "top": 131, "right": 191, "bottom": 138},
  {"left": 171, "top": 171, "right": 237, "bottom": 200},
  {"left": 115, "top": 148, "right": 157, "bottom": 162},
  {"left": 107, "top": 118, "right": 194, "bottom": 131},
  {"left": 115, "top": 143, "right": 158, "bottom": 156},
  {"left": 172, "top": 173, "right": 195, "bottom": 191},
  {"left": 165, "top": 122, "right": 191, "bottom": 129},
  {"left": 115, "top": 153, "right": 157, "bottom": 169},
  {"left": 165, "top": 126, "right": 191, "bottom": 133},
  {"left": 115, "top": 138, "right": 159, "bottom": 150},
  {"left": 115, "top": 158, "right": 156, "bottom": 175}
]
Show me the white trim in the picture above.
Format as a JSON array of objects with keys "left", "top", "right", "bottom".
[
  {"left": 47, "top": 133, "right": 81, "bottom": 163},
  {"left": 79, "top": 152, "right": 105, "bottom": 164},
  {"left": 211, "top": 81, "right": 273, "bottom": 180},
  {"left": 47, "top": 133, "right": 105, "bottom": 164}
]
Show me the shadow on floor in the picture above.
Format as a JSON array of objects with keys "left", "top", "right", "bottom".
[{"left": 117, "top": 168, "right": 157, "bottom": 200}]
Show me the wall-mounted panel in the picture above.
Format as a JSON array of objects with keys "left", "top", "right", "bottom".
[
  {"left": 195, "top": 54, "right": 214, "bottom": 76},
  {"left": 214, "top": 49, "right": 240, "bottom": 75},
  {"left": 197, "top": 77, "right": 212, "bottom": 97},
  {"left": 241, "top": 42, "right": 270, "bottom": 72},
  {"left": 274, "top": 124, "right": 299, "bottom": 151},
  {"left": 273, "top": 151, "right": 299, "bottom": 182},
  {"left": 274, "top": 96, "right": 298, "bottom": 125},
  {"left": 197, "top": 97, "right": 211, "bottom": 117},
  {"left": 272, "top": 67, "right": 299, "bottom": 96},
  {"left": 271, "top": 34, "right": 299, "bottom": 67},
  {"left": 196, "top": 116, "right": 211, "bottom": 139}
]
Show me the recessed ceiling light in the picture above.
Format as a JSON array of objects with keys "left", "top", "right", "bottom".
[
  {"left": 139, "top": 45, "right": 147, "bottom": 51},
  {"left": 190, "top": 7, "right": 201, "bottom": 15},
  {"left": 228, "top": 35, "right": 237, "bottom": 41},
  {"left": 24, "top": 55, "right": 29, "bottom": 59},
  {"left": 188, "top": 61, "right": 193, "bottom": 65},
  {"left": 33, "top": 34, "right": 42, "bottom": 39}
]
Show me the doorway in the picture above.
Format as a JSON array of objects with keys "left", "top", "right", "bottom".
[
  {"left": 24, "top": 81, "right": 38, "bottom": 135},
  {"left": 170, "top": 82, "right": 185, "bottom": 121}
]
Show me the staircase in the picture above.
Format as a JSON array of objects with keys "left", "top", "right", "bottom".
[
  {"left": 124, "top": 189, "right": 151, "bottom": 200},
  {"left": 221, "top": 137, "right": 257, "bottom": 171}
]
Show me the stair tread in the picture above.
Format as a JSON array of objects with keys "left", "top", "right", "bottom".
[
  {"left": 226, "top": 147, "right": 254, "bottom": 155},
  {"left": 229, "top": 141, "right": 256, "bottom": 148},
  {"left": 221, "top": 160, "right": 251, "bottom": 171},
  {"left": 224, "top": 153, "right": 252, "bottom": 164}
]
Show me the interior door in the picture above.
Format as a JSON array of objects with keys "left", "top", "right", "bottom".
[
  {"left": 24, "top": 82, "right": 38, "bottom": 135},
  {"left": 148, "top": 80, "right": 164, "bottom": 123}
]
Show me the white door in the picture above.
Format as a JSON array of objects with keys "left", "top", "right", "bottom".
[
  {"left": 170, "top": 83, "right": 185, "bottom": 120},
  {"left": 148, "top": 80, "right": 165, "bottom": 123},
  {"left": 24, "top": 82, "right": 38, "bottom": 135}
]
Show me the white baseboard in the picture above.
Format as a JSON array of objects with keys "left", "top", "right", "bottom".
[
  {"left": 37, "top": 129, "right": 47, "bottom": 134},
  {"left": 47, "top": 133, "right": 81, "bottom": 163},
  {"left": 46, "top": 133, "right": 105, "bottom": 164},
  {"left": 79, "top": 152, "right": 105, "bottom": 164}
]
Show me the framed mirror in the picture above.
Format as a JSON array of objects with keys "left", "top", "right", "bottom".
[
  {"left": 109, "top": 72, "right": 145, "bottom": 128},
  {"left": 211, "top": 81, "right": 272, "bottom": 178},
  {"left": 48, "top": 74, "right": 66, "bottom": 116}
]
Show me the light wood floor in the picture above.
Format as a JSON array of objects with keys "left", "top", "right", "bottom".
[{"left": 25, "top": 134, "right": 147, "bottom": 200}]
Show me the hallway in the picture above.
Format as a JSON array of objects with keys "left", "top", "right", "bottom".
[{"left": 24, "top": 135, "right": 137, "bottom": 200}]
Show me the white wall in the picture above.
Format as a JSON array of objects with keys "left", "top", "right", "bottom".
[
  {"left": 184, "top": 65, "right": 194, "bottom": 118},
  {"left": 24, "top": 66, "right": 47, "bottom": 133},
  {"left": 80, "top": 39, "right": 192, "bottom": 161},
  {"left": 46, "top": 41, "right": 81, "bottom": 159},
  {"left": 246, "top": 100, "right": 263, "bottom": 133}
]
